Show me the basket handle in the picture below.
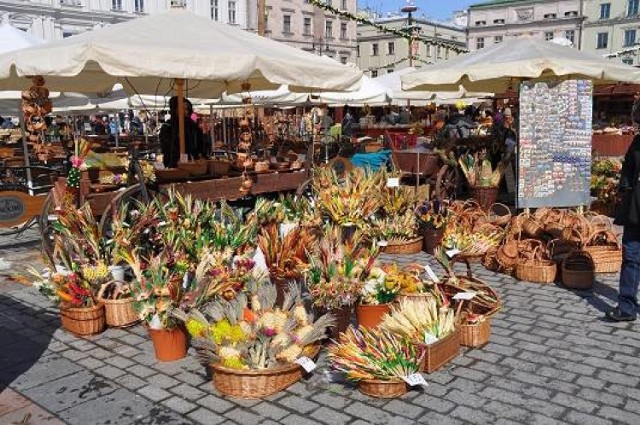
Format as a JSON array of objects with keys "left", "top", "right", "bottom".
[
  {"left": 585, "top": 229, "right": 621, "bottom": 248},
  {"left": 489, "top": 203, "right": 511, "bottom": 217}
]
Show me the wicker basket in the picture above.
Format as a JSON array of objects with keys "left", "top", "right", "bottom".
[
  {"left": 381, "top": 237, "right": 423, "bottom": 255},
  {"left": 207, "top": 159, "right": 231, "bottom": 176},
  {"left": 60, "top": 304, "right": 106, "bottom": 336},
  {"left": 583, "top": 230, "right": 623, "bottom": 274},
  {"left": 178, "top": 161, "right": 208, "bottom": 176},
  {"left": 470, "top": 186, "right": 499, "bottom": 211},
  {"left": 357, "top": 379, "right": 408, "bottom": 398},
  {"left": 211, "top": 346, "right": 320, "bottom": 399},
  {"left": 415, "top": 329, "right": 460, "bottom": 373},
  {"left": 460, "top": 318, "right": 491, "bottom": 348},
  {"left": 488, "top": 203, "right": 512, "bottom": 228},
  {"left": 561, "top": 252, "right": 595, "bottom": 290},
  {"left": 521, "top": 215, "right": 544, "bottom": 239},
  {"left": 397, "top": 292, "right": 436, "bottom": 304},
  {"left": 101, "top": 298, "right": 139, "bottom": 328},
  {"left": 254, "top": 161, "right": 270, "bottom": 173},
  {"left": 515, "top": 259, "right": 557, "bottom": 284}
]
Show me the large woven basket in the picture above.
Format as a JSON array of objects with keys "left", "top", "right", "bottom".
[
  {"left": 101, "top": 297, "right": 139, "bottom": 327},
  {"left": 470, "top": 186, "right": 499, "bottom": 211},
  {"left": 515, "top": 260, "right": 557, "bottom": 284},
  {"left": 561, "top": 252, "right": 595, "bottom": 290},
  {"left": 357, "top": 379, "right": 408, "bottom": 398},
  {"left": 381, "top": 237, "right": 423, "bottom": 255},
  {"left": 60, "top": 304, "right": 106, "bottom": 336},
  {"left": 414, "top": 329, "right": 460, "bottom": 373},
  {"left": 583, "top": 230, "right": 622, "bottom": 274},
  {"left": 460, "top": 318, "right": 491, "bottom": 348},
  {"left": 211, "top": 346, "right": 319, "bottom": 399}
]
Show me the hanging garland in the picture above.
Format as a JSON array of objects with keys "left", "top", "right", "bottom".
[
  {"left": 366, "top": 55, "right": 435, "bottom": 72},
  {"left": 603, "top": 43, "right": 640, "bottom": 59},
  {"left": 309, "top": 0, "right": 468, "bottom": 54}
]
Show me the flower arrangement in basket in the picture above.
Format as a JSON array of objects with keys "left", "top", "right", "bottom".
[
  {"left": 176, "top": 283, "right": 334, "bottom": 399},
  {"left": 369, "top": 210, "right": 422, "bottom": 254},
  {"left": 306, "top": 226, "right": 378, "bottom": 338},
  {"left": 380, "top": 298, "right": 458, "bottom": 373},
  {"left": 328, "top": 326, "right": 424, "bottom": 398},
  {"left": 382, "top": 263, "right": 441, "bottom": 304},
  {"left": 415, "top": 200, "right": 451, "bottom": 254},
  {"left": 442, "top": 221, "right": 503, "bottom": 263},
  {"left": 356, "top": 266, "right": 401, "bottom": 328},
  {"left": 459, "top": 150, "right": 511, "bottom": 209}
]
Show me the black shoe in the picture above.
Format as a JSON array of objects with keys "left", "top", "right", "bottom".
[{"left": 605, "top": 308, "right": 637, "bottom": 322}]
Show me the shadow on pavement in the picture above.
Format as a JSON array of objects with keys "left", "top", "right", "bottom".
[
  {"left": 0, "top": 295, "right": 57, "bottom": 392},
  {"left": 573, "top": 280, "right": 619, "bottom": 314}
]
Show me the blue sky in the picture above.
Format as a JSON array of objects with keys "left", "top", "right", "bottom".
[{"left": 359, "top": 0, "right": 474, "bottom": 20}]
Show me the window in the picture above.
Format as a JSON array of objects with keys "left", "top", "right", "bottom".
[
  {"left": 630, "top": 0, "right": 640, "bottom": 16},
  {"left": 494, "top": 35, "right": 503, "bottom": 44},
  {"left": 437, "top": 45, "right": 442, "bottom": 57},
  {"left": 565, "top": 30, "right": 575, "bottom": 44},
  {"left": 325, "top": 20, "right": 333, "bottom": 38},
  {"left": 371, "top": 70, "right": 378, "bottom": 78},
  {"left": 445, "top": 48, "right": 449, "bottom": 60},
  {"left": 356, "top": 44, "right": 360, "bottom": 57},
  {"left": 545, "top": 31, "right": 554, "bottom": 41},
  {"left": 623, "top": 57, "right": 634, "bottom": 65},
  {"left": 372, "top": 43, "right": 379, "bottom": 56},
  {"left": 596, "top": 32, "right": 609, "bottom": 49},
  {"left": 111, "top": 0, "right": 122, "bottom": 10},
  {"left": 564, "top": 11, "right": 578, "bottom": 17},
  {"left": 325, "top": 0, "right": 332, "bottom": 5},
  {"left": 228, "top": 1, "right": 236, "bottom": 24},
  {"left": 283, "top": 15, "right": 291, "bottom": 34},
  {"left": 493, "top": 19, "right": 505, "bottom": 24},
  {"left": 475, "top": 21, "right": 486, "bottom": 26},
  {"left": 62, "top": 31, "right": 74, "bottom": 38},
  {"left": 624, "top": 29, "right": 637, "bottom": 46},
  {"left": 340, "top": 56, "right": 347, "bottom": 64},
  {"left": 600, "top": 3, "right": 611, "bottom": 19},
  {"left": 341, "top": 0, "right": 347, "bottom": 10},
  {"left": 340, "top": 22, "right": 347, "bottom": 39},
  {"left": 303, "top": 17, "right": 311, "bottom": 36},
  {"left": 543, "top": 13, "right": 557, "bottom": 19},
  {"left": 476, "top": 37, "right": 485, "bottom": 49},
  {"left": 426, "top": 45, "right": 431, "bottom": 56},
  {"left": 134, "top": 0, "right": 144, "bottom": 12},
  {"left": 210, "top": 0, "right": 219, "bottom": 21},
  {"left": 387, "top": 42, "right": 394, "bottom": 55},
  {"left": 387, "top": 68, "right": 394, "bottom": 74}
]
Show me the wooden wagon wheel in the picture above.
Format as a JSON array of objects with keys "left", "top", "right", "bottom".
[{"left": 434, "top": 164, "right": 460, "bottom": 201}]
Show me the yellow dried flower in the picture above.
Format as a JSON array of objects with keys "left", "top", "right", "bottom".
[
  {"left": 95, "top": 262, "right": 109, "bottom": 279},
  {"left": 185, "top": 318, "right": 208, "bottom": 337},
  {"left": 276, "top": 344, "right": 303, "bottom": 363},
  {"left": 293, "top": 305, "right": 308, "bottom": 326}
]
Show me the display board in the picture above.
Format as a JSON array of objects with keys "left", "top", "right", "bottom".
[{"left": 517, "top": 80, "right": 593, "bottom": 209}]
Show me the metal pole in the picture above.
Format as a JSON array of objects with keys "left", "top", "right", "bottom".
[
  {"left": 18, "top": 100, "right": 33, "bottom": 195},
  {"left": 209, "top": 104, "right": 215, "bottom": 154},
  {"left": 175, "top": 78, "right": 186, "bottom": 163}
]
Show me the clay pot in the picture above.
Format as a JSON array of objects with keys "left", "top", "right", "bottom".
[
  {"left": 423, "top": 227, "right": 444, "bottom": 255},
  {"left": 147, "top": 326, "right": 188, "bottom": 362},
  {"left": 356, "top": 303, "right": 391, "bottom": 329}
]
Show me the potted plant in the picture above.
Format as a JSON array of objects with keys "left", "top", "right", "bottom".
[
  {"left": 356, "top": 267, "right": 400, "bottom": 329},
  {"left": 173, "top": 283, "right": 334, "bottom": 399},
  {"left": 306, "top": 226, "right": 378, "bottom": 339},
  {"left": 328, "top": 326, "right": 423, "bottom": 398},
  {"left": 257, "top": 222, "right": 314, "bottom": 307},
  {"left": 415, "top": 200, "right": 450, "bottom": 254},
  {"left": 380, "top": 298, "right": 459, "bottom": 373}
]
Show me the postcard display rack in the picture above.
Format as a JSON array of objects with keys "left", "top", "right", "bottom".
[{"left": 517, "top": 80, "right": 593, "bottom": 209}]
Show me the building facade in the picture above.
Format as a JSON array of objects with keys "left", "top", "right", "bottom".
[
  {"left": 467, "top": 0, "right": 583, "bottom": 51},
  {"left": 0, "top": 0, "right": 254, "bottom": 40},
  {"left": 261, "top": 0, "right": 357, "bottom": 64},
  {"left": 356, "top": 17, "right": 467, "bottom": 78},
  {"left": 582, "top": 0, "right": 640, "bottom": 65}
]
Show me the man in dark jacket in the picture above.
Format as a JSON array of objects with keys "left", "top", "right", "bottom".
[{"left": 607, "top": 98, "right": 640, "bottom": 321}]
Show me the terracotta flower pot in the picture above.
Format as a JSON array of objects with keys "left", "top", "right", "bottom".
[
  {"left": 147, "top": 326, "right": 188, "bottom": 362},
  {"left": 356, "top": 303, "right": 391, "bottom": 329}
]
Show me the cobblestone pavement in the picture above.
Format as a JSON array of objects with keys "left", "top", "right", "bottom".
[{"left": 1, "top": 238, "right": 640, "bottom": 425}]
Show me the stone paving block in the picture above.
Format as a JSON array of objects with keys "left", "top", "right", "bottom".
[
  {"left": 86, "top": 347, "right": 112, "bottom": 360},
  {"left": 308, "top": 405, "right": 352, "bottom": 424},
  {"left": 0, "top": 403, "right": 65, "bottom": 425},
  {"left": 383, "top": 399, "right": 424, "bottom": 418},
  {"left": 577, "top": 388, "right": 625, "bottom": 407},
  {"left": 480, "top": 387, "right": 565, "bottom": 418},
  {"left": 450, "top": 367, "right": 488, "bottom": 382},
  {"left": 129, "top": 364, "right": 157, "bottom": 379},
  {"left": 10, "top": 356, "right": 84, "bottom": 391},
  {"left": 538, "top": 366, "right": 577, "bottom": 383},
  {"left": 417, "top": 411, "right": 467, "bottom": 424},
  {"left": 196, "top": 394, "right": 235, "bottom": 413},
  {"left": 552, "top": 393, "right": 598, "bottom": 414},
  {"left": 93, "top": 364, "right": 127, "bottom": 380},
  {"left": 252, "top": 402, "right": 290, "bottom": 421},
  {"left": 186, "top": 407, "right": 227, "bottom": 425},
  {"left": 410, "top": 393, "right": 455, "bottom": 413},
  {"left": 137, "top": 385, "right": 173, "bottom": 402},
  {"left": 564, "top": 410, "right": 612, "bottom": 425},
  {"left": 597, "top": 406, "right": 640, "bottom": 425},
  {"left": 597, "top": 369, "right": 640, "bottom": 387},
  {"left": 162, "top": 396, "right": 197, "bottom": 414},
  {"left": 118, "top": 374, "right": 147, "bottom": 391},
  {"left": 147, "top": 373, "right": 181, "bottom": 389},
  {"left": 445, "top": 388, "right": 489, "bottom": 409},
  {"left": 280, "top": 413, "right": 323, "bottom": 425},
  {"left": 574, "top": 376, "right": 606, "bottom": 390},
  {"left": 278, "top": 394, "right": 320, "bottom": 414},
  {"left": 449, "top": 405, "right": 496, "bottom": 424},
  {"left": 528, "top": 413, "right": 570, "bottom": 425},
  {"left": 169, "top": 383, "right": 206, "bottom": 401},
  {"left": 483, "top": 401, "right": 532, "bottom": 422},
  {"left": 344, "top": 401, "right": 394, "bottom": 424},
  {"left": 103, "top": 355, "right": 135, "bottom": 369},
  {"left": 175, "top": 371, "right": 209, "bottom": 387},
  {"left": 312, "top": 391, "right": 350, "bottom": 410}
]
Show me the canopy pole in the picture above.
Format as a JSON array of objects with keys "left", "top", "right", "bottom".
[
  {"left": 209, "top": 104, "right": 215, "bottom": 154},
  {"left": 175, "top": 78, "right": 186, "bottom": 161},
  {"left": 18, "top": 100, "right": 33, "bottom": 195}
]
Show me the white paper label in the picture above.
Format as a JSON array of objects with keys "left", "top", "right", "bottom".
[
  {"left": 453, "top": 292, "right": 477, "bottom": 301},
  {"left": 445, "top": 248, "right": 462, "bottom": 258},
  {"left": 295, "top": 357, "right": 317, "bottom": 373},
  {"left": 377, "top": 240, "right": 388, "bottom": 247},
  {"left": 252, "top": 247, "right": 269, "bottom": 273},
  {"left": 424, "top": 265, "right": 440, "bottom": 283},
  {"left": 386, "top": 178, "right": 400, "bottom": 188},
  {"left": 423, "top": 332, "right": 439, "bottom": 345},
  {"left": 403, "top": 373, "right": 429, "bottom": 388}
]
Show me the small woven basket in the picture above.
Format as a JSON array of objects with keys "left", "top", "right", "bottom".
[
  {"left": 488, "top": 203, "right": 512, "bottom": 228},
  {"left": 357, "top": 379, "right": 408, "bottom": 398},
  {"left": 460, "top": 318, "right": 491, "bottom": 348},
  {"left": 561, "top": 252, "right": 595, "bottom": 290},
  {"left": 515, "top": 260, "right": 557, "bottom": 284},
  {"left": 207, "top": 159, "right": 231, "bottom": 176},
  {"left": 211, "top": 346, "right": 319, "bottom": 399},
  {"left": 381, "top": 237, "right": 423, "bottom": 255},
  {"left": 415, "top": 329, "right": 460, "bottom": 373},
  {"left": 254, "top": 161, "right": 270, "bottom": 173},
  {"left": 101, "top": 297, "right": 139, "bottom": 328},
  {"left": 583, "top": 230, "right": 622, "bottom": 274},
  {"left": 470, "top": 186, "right": 499, "bottom": 211},
  {"left": 397, "top": 292, "right": 436, "bottom": 304},
  {"left": 60, "top": 304, "right": 106, "bottom": 336},
  {"left": 178, "top": 161, "right": 208, "bottom": 176}
]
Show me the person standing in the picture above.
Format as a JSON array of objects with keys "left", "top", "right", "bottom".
[{"left": 607, "top": 98, "right": 640, "bottom": 322}]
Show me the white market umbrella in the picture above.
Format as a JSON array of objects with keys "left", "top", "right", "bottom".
[
  {"left": 0, "top": 7, "right": 361, "bottom": 156},
  {"left": 401, "top": 36, "right": 640, "bottom": 93},
  {"left": 0, "top": 24, "right": 43, "bottom": 54},
  {"left": 316, "top": 75, "right": 391, "bottom": 106}
]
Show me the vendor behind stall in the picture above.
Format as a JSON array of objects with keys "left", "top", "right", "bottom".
[{"left": 159, "top": 96, "right": 207, "bottom": 168}]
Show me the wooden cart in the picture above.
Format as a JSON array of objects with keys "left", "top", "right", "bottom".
[{"left": 391, "top": 148, "right": 459, "bottom": 200}]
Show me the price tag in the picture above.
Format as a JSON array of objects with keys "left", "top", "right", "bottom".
[
  {"left": 423, "top": 332, "right": 439, "bottom": 345},
  {"left": 295, "top": 357, "right": 317, "bottom": 373},
  {"left": 453, "top": 292, "right": 477, "bottom": 301},
  {"left": 377, "top": 240, "right": 388, "bottom": 247},
  {"left": 403, "top": 373, "right": 429, "bottom": 388},
  {"left": 386, "top": 178, "right": 400, "bottom": 188},
  {"left": 424, "top": 265, "right": 440, "bottom": 283},
  {"left": 445, "top": 248, "right": 462, "bottom": 258}
]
